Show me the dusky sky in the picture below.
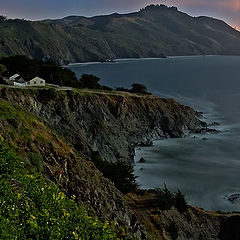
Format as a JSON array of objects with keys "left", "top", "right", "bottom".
[{"left": 0, "top": 0, "right": 239, "bottom": 28}]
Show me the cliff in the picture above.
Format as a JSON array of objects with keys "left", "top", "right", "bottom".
[
  {"left": 0, "top": 88, "right": 203, "bottom": 165},
  {"left": 1, "top": 5, "right": 240, "bottom": 63},
  {"left": 0, "top": 87, "right": 237, "bottom": 239}
]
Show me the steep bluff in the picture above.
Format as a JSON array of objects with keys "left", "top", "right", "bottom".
[{"left": 0, "top": 88, "right": 203, "bottom": 165}]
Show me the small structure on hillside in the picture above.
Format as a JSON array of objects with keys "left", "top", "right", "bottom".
[
  {"left": 9, "top": 74, "right": 20, "bottom": 81},
  {"left": 13, "top": 77, "right": 26, "bottom": 87},
  {"left": 25, "top": 77, "right": 46, "bottom": 87}
]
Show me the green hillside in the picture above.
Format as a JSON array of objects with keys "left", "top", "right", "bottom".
[{"left": 1, "top": 4, "right": 240, "bottom": 64}]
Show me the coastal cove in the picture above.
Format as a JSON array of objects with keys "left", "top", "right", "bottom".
[{"left": 68, "top": 56, "right": 240, "bottom": 212}]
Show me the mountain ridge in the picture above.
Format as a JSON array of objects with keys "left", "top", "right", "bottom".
[{"left": 1, "top": 4, "right": 240, "bottom": 64}]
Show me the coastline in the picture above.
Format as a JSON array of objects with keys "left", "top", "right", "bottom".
[{"left": 66, "top": 55, "right": 240, "bottom": 66}]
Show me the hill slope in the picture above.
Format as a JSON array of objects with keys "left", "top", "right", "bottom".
[
  {"left": 1, "top": 87, "right": 240, "bottom": 239},
  {"left": 1, "top": 4, "right": 240, "bottom": 63}
]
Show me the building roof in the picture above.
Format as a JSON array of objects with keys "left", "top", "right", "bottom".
[
  {"left": 16, "top": 78, "right": 25, "bottom": 83},
  {"left": 30, "top": 76, "right": 45, "bottom": 82},
  {"left": 9, "top": 74, "right": 20, "bottom": 80}
]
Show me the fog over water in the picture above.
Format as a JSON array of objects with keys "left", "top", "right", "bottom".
[{"left": 69, "top": 56, "right": 240, "bottom": 211}]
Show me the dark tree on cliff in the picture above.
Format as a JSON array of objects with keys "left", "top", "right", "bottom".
[
  {"left": 91, "top": 151, "right": 139, "bottom": 194},
  {"left": 131, "top": 83, "right": 150, "bottom": 95},
  {"left": 79, "top": 74, "right": 102, "bottom": 89}
]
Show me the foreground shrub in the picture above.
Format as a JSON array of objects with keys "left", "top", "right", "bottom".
[{"left": 0, "top": 137, "right": 121, "bottom": 239}]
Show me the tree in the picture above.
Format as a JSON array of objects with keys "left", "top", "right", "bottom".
[
  {"left": 130, "top": 83, "right": 150, "bottom": 94},
  {"left": 0, "top": 64, "right": 6, "bottom": 75},
  {"left": 0, "top": 15, "right": 7, "bottom": 22},
  {"left": 79, "top": 74, "right": 102, "bottom": 89},
  {"left": 91, "top": 151, "right": 139, "bottom": 194}
]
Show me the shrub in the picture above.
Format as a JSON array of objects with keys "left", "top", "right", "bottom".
[
  {"left": 155, "top": 185, "right": 188, "bottom": 212},
  {"left": 130, "top": 83, "right": 150, "bottom": 95},
  {"left": 91, "top": 151, "right": 139, "bottom": 194},
  {"left": 79, "top": 74, "right": 102, "bottom": 89},
  {"left": 115, "top": 87, "right": 131, "bottom": 92},
  {"left": 155, "top": 184, "right": 175, "bottom": 211},
  {"left": 174, "top": 189, "right": 188, "bottom": 213}
]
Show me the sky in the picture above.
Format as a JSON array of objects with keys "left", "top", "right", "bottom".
[{"left": 0, "top": 0, "right": 239, "bottom": 28}]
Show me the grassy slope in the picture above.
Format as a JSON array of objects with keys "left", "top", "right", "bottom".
[
  {"left": 0, "top": 98, "right": 122, "bottom": 239},
  {"left": 0, "top": 95, "right": 141, "bottom": 239}
]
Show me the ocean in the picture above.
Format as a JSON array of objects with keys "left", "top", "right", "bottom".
[{"left": 68, "top": 56, "right": 240, "bottom": 212}]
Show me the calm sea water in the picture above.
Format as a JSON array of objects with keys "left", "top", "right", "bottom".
[{"left": 68, "top": 56, "right": 240, "bottom": 212}]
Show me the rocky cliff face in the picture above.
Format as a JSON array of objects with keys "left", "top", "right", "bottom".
[{"left": 0, "top": 88, "right": 203, "bottom": 165}]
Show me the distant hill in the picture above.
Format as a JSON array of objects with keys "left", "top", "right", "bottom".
[{"left": 1, "top": 4, "right": 240, "bottom": 64}]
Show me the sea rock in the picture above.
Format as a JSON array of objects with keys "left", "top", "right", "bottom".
[
  {"left": 194, "top": 128, "right": 221, "bottom": 134},
  {"left": 227, "top": 194, "right": 240, "bottom": 204},
  {"left": 202, "top": 138, "right": 208, "bottom": 140},
  {"left": 209, "top": 122, "right": 220, "bottom": 127},
  {"left": 139, "top": 157, "right": 146, "bottom": 163}
]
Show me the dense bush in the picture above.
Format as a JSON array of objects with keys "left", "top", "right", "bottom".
[
  {"left": 115, "top": 84, "right": 151, "bottom": 95},
  {"left": 155, "top": 185, "right": 188, "bottom": 212},
  {"left": 130, "top": 83, "right": 150, "bottom": 95},
  {"left": 91, "top": 151, "right": 139, "bottom": 194},
  {"left": 78, "top": 74, "right": 102, "bottom": 89},
  {"left": 0, "top": 137, "right": 121, "bottom": 239}
]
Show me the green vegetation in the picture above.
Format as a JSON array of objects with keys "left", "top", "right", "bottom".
[
  {"left": 155, "top": 185, "right": 188, "bottom": 212},
  {"left": 130, "top": 84, "right": 150, "bottom": 95},
  {"left": 0, "top": 137, "right": 121, "bottom": 239},
  {"left": 28, "top": 152, "right": 44, "bottom": 173},
  {"left": 91, "top": 151, "right": 139, "bottom": 194},
  {"left": 78, "top": 74, "right": 112, "bottom": 91},
  {"left": 115, "top": 84, "right": 150, "bottom": 95}
]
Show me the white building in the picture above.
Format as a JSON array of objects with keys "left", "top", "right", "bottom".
[{"left": 25, "top": 77, "right": 46, "bottom": 87}]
